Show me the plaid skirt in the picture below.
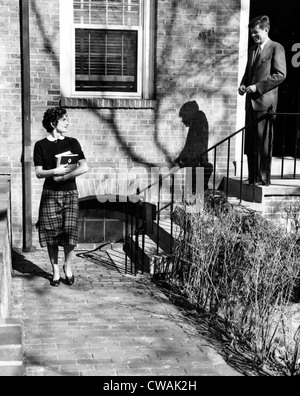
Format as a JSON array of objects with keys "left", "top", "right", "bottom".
[{"left": 37, "top": 190, "right": 79, "bottom": 247}]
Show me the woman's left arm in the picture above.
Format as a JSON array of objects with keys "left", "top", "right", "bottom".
[{"left": 54, "top": 159, "right": 89, "bottom": 183}]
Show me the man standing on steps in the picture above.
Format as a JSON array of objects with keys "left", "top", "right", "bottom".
[{"left": 238, "top": 15, "right": 286, "bottom": 186}]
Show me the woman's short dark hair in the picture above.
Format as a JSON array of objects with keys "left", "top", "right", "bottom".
[
  {"left": 248, "top": 15, "right": 270, "bottom": 31},
  {"left": 42, "top": 107, "right": 67, "bottom": 132}
]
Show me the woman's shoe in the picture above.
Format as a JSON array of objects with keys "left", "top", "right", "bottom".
[
  {"left": 63, "top": 266, "right": 75, "bottom": 286},
  {"left": 51, "top": 278, "right": 61, "bottom": 287}
]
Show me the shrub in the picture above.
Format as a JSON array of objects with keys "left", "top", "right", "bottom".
[{"left": 171, "top": 191, "right": 300, "bottom": 375}]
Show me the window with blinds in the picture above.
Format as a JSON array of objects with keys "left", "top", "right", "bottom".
[
  {"left": 73, "top": 0, "right": 141, "bottom": 93},
  {"left": 60, "top": 0, "right": 154, "bottom": 99}
]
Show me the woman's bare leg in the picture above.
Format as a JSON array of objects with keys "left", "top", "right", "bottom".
[
  {"left": 64, "top": 245, "right": 75, "bottom": 278},
  {"left": 47, "top": 245, "right": 60, "bottom": 281}
]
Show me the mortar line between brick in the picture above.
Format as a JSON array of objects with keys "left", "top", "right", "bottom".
[{"left": 0, "top": 362, "right": 22, "bottom": 366}]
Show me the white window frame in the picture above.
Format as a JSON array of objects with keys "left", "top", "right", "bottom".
[{"left": 60, "top": 0, "right": 155, "bottom": 99}]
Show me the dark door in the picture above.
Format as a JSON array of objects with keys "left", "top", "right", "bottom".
[{"left": 249, "top": 0, "right": 300, "bottom": 157}]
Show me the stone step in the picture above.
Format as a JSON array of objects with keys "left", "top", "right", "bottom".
[
  {"left": 236, "top": 156, "right": 300, "bottom": 178},
  {"left": 221, "top": 177, "right": 300, "bottom": 204},
  {"left": 0, "top": 319, "right": 23, "bottom": 376},
  {"left": 125, "top": 232, "right": 165, "bottom": 274},
  {"left": 124, "top": 217, "right": 183, "bottom": 275}
]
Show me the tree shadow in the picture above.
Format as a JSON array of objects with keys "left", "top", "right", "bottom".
[
  {"left": 154, "top": 279, "right": 284, "bottom": 377},
  {"left": 30, "top": 0, "right": 60, "bottom": 68},
  {"left": 76, "top": 244, "right": 130, "bottom": 276},
  {"left": 31, "top": 0, "right": 239, "bottom": 175}
]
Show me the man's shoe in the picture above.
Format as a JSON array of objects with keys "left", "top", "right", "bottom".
[{"left": 256, "top": 180, "right": 267, "bottom": 186}]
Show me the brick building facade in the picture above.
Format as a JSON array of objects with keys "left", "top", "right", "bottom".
[{"left": 0, "top": 0, "right": 248, "bottom": 248}]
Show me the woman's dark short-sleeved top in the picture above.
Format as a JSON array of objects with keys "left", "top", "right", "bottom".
[{"left": 34, "top": 136, "right": 85, "bottom": 191}]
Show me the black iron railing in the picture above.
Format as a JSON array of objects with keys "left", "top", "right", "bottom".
[
  {"left": 276, "top": 112, "right": 300, "bottom": 178},
  {"left": 125, "top": 110, "right": 300, "bottom": 273}
]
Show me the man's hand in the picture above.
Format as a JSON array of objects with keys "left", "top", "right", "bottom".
[
  {"left": 245, "top": 85, "right": 257, "bottom": 94},
  {"left": 238, "top": 85, "right": 246, "bottom": 95},
  {"left": 238, "top": 84, "right": 258, "bottom": 95}
]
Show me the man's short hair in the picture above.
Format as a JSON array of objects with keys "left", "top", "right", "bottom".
[{"left": 248, "top": 15, "right": 270, "bottom": 31}]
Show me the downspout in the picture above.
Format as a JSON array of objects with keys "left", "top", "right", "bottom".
[{"left": 20, "top": 0, "right": 32, "bottom": 251}]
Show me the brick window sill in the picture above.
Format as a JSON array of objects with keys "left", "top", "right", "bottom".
[{"left": 60, "top": 98, "right": 157, "bottom": 110}]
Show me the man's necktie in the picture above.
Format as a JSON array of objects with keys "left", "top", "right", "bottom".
[{"left": 252, "top": 45, "right": 261, "bottom": 69}]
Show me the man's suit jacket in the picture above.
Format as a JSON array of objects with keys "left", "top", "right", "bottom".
[{"left": 240, "top": 39, "right": 287, "bottom": 112}]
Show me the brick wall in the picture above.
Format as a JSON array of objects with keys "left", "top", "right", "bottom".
[
  {"left": 264, "top": 195, "right": 300, "bottom": 225},
  {"left": 0, "top": 0, "right": 243, "bottom": 248}
]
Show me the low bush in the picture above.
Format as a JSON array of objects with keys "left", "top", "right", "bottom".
[{"left": 171, "top": 191, "right": 300, "bottom": 375}]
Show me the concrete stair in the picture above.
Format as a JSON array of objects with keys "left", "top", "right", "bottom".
[
  {"left": 222, "top": 156, "right": 300, "bottom": 206},
  {"left": 124, "top": 202, "right": 207, "bottom": 276},
  {"left": 236, "top": 156, "right": 300, "bottom": 179},
  {"left": 0, "top": 318, "right": 23, "bottom": 376},
  {"left": 124, "top": 217, "right": 182, "bottom": 276},
  {"left": 221, "top": 177, "right": 300, "bottom": 203}
]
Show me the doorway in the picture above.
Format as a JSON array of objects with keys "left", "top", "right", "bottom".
[{"left": 249, "top": 0, "right": 300, "bottom": 157}]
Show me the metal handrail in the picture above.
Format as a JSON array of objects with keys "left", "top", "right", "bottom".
[
  {"left": 127, "top": 110, "right": 300, "bottom": 272},
  {"left": 137, "top": 111, "right": 270, "bottom": 199},
  {"left": 129, "top": 110, "right": 273, "bottom": 271}
]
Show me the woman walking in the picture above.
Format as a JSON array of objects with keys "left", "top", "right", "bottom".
[{"left": 34, "top": 107, "right": 88, "bottom": 287}]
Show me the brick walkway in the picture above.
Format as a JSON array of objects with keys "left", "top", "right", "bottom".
[{"left": 10, "top": 247, "right": 243, "bottom": 377}]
